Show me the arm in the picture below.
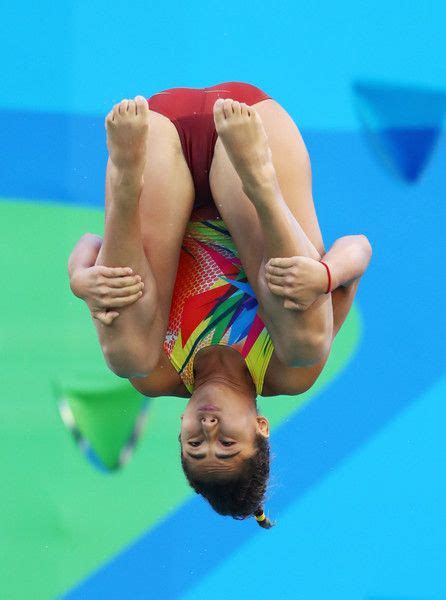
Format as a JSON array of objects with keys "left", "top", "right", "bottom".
[
  {"left": 67, "top": 233, "right": 145, "bottom": 325},
  {"left": 320, "top": 234, "right": 372, "bottom": 290},
  {"left": 68, "top": 233, "right": 103, "bottom": 296},
  {"left": 265, "top": 234, "right": 372, "bottom": 311}
]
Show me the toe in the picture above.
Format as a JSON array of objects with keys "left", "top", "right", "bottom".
[
  {"left": 119, "top": 99, "right": 129, "bottom": 115},
  {"left": 223, "top": 99, "right": 233, "bottom": 119},
  {"left": 128, "top": 98, "right": 137, "bottom": 116},
  {"left": 135, "top": 95, "right": 149, "bottom": 115},
  {"left": 251, "top": 106, "right": 262, "bottom": 123},
  {"left": 232, "top": 100, "right": 241, "bottom": 116},
  {"left": 105, "top": 110, "right": 114, "bottom": 129},
  {"left": 240, "top": 102, "right": 248, "bottom": 116},
  {"left": 112, "top": 103, "right": 120, "bottom": 120},
  {"left": 213, "top": 98, "right": 226, "bottom": 127},
  {"left": 244, "top": 103, "right": 253, "bottom": 117}
]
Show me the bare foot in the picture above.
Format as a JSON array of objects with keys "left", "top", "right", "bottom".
[
  {"left": 105, "top": 95, "right": 149, "bottom": 186},
  {"left": 213, "top": 98, "right": 277, "bottom": 195}
]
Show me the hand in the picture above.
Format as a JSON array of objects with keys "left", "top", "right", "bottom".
[
  {"left": 70, "top": 265, "right": 144, "bottom": 325},
  {"left": 265, "top": 256, "right": 329, "bottom": 311}
]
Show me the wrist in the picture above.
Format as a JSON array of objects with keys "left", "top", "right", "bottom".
[{"left": 319, "top": 260, "right": 333, "bottom": 294}]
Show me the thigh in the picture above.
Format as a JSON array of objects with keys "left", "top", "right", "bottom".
[
  {"left": 139, "top": 110, "right": 195, "bottom": 322},
  {"left": 209, "top": 98, "right": 326, "bottom": 289}
]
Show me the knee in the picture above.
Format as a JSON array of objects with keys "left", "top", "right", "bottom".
[
  {"left": 103, "top": 344, "right": 158, "bottom": 379},
  {"left": 275, "top": 331, "right": 331, "bottom": 368}
]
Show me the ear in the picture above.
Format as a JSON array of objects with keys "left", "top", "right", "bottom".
[{"left": 256, "top": 416, "right": 270, "bottom": 438}]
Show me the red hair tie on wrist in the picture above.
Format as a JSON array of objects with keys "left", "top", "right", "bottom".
[{"left": 320, "top": 261, "right": 332, "bottom": 294}]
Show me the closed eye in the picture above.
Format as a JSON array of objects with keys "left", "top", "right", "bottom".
[
  {"left": 188, "top": 440, "right": 235, "bottom": 447},
  {"left": 186, "top": 451, "right": 241, "bottom": 460}
]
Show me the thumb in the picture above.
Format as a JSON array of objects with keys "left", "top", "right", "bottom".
[
  {"left": 103, "top": 311, "right": 120, "bottom": 324},
  {"left": 92, "top": 310, "right": 120, "bottom": 325},
  {"left": 283, "top": 298, "right": 302, "bottom": 311}
]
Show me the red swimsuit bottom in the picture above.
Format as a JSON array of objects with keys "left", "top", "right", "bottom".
[{"left": 147, "top": 81, "right": 272, "bottom": 210}]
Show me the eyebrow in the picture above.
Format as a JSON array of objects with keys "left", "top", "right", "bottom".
[{"left": 186, "top": 451, "right": 241, "bottom": 460}]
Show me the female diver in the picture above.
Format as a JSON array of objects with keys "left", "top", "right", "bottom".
[{"left": 68, "top": 82, "right": 372, "bottom": 528}]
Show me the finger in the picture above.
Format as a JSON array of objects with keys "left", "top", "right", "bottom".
[
  {"left": 267, "top": 282, "right": 289, "bottom": 297},
  {"left": 265, "top": 265, "right": 287, "bottom": 277},
  {"left": 109, "top": 290, "right": 143, "bottom": 307},
  {"left": 93, "top": 310, "right": 119, "bottom": 325},
  {"left": 102, "top": 311, "right": 120, "bottom": 324},
  {"left": 283, "top": 298, "right": 302, "bottom": 311},
  {"left": 265, "top": 273, "right": 285, "bottom": 286},
  {"left": 268, "top": 257, "right": 297, "bottom": 268},
  {"left": 106, "top": 311, "right": 120, "bottom": 322},
  {"left": 108, "top": 282, "right": 144, "bottom": 297},
  {"left": 99, "top": 266, "right": 134, "bottom": 277},
  {"left": 106, "top": 275, "right": 142, "bottom": 288}
]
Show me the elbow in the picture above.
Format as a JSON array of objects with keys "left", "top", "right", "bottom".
[
  {"left": 359, "top": 234, "right": 373, "bottom": 259},
  {"left": 361, "top": 234, "right": 373, "bottom": 273}
]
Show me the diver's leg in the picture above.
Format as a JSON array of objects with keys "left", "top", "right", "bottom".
[
  {"left": 94, "top": 97, "right": 194, "bottom": 377},
  {"left": 209, "top": 98, "right": 332, "bottom": 367}
]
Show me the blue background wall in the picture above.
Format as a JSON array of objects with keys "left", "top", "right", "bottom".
[{"left": 2, "top": 1, "right": 445, "bottom": 126}]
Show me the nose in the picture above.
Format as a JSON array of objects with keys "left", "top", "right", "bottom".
[{"left": 201, "top": 416, "right": 218, "bottom": 439}]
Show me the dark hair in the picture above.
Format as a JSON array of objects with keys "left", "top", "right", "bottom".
[{"left": 180, "top": 433, "right": 274, "bottom": 529}]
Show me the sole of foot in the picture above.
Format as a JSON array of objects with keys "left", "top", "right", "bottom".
[
  {"left": 105, "top": 95, "right": 150, "bottom": 185},
  {"left": 212, "top": 97, "right": 276, "bottom": 194}
]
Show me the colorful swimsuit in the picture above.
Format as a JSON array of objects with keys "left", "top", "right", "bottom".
[
  {"left": 147, "top": 82, "right": 275, "bottom": 395},
  {"left": 163, "top": 219, "right": 274, "bottom": 395}
]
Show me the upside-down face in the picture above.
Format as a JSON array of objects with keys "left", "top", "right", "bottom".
[{"left": 179, "top": 381, "right": 269, "bottom": 479}]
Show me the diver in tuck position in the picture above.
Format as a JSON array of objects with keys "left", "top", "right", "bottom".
[{"left": 68, "top": 82, "right": 372, "bottom": 528}]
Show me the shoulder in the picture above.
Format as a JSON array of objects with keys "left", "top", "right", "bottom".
[
  {"left": 128, "top": 351, "right": 191, "bottom": 398},
  {"left": 263, "top": 280, "right": 361, "bottom": 396}
]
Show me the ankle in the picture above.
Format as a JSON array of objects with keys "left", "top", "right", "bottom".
[
  {"left": 242, "top": 166, "right": 280, "bottom": 204},
  {"left": 109, "top": 164, "right": 144, "bottom": 193},
  {"left": 243, "top": 160, "right": 277, "bottom": 188}
]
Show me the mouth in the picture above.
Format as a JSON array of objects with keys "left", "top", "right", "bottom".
[{"left": 198, "top": 404, "right": 220, "bottom": 412}]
